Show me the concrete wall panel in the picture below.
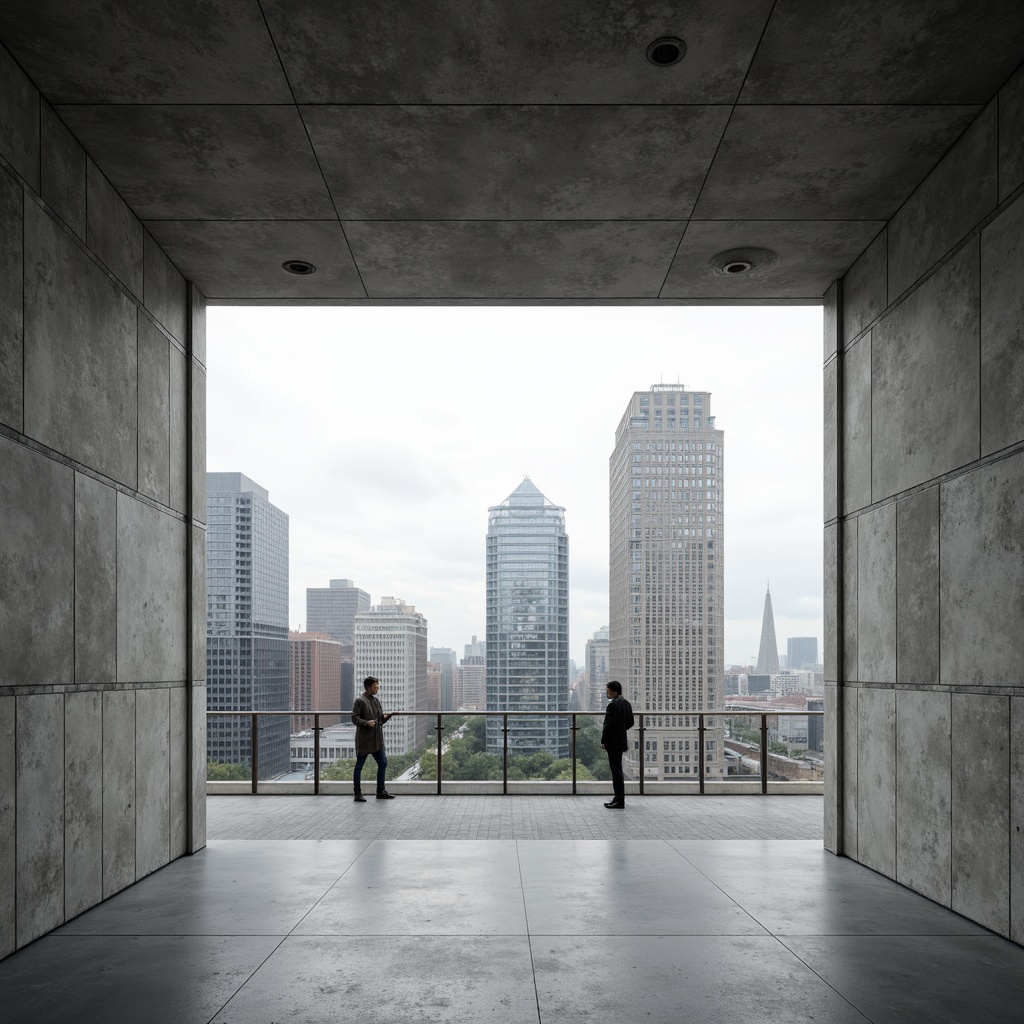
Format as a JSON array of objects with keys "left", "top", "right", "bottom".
[
  {"left": 824, "top": 683, "right": 838, "bottom": 853},
  {"left": 0, "top": 166, "right": 23, "bottom": 431},
  {"left": 998, "top": 64, "right": 1024, "bottom": 201},
  {"left": 896, "top": 690, "right": 951, "bottom": 906},
  {"left": 74, "top": 473, "right": 117, "bottom": 684},
  {"left": 896, "top": 486, "right": 940, "bottom": 685},
  {"left": 144, "top": 232, "right": 186, "bottom": 344},
  {"left": 888, "top": 100, "right": 996, "bottom": 297},
  {"left": 940, "top": 451, "right": 1024, "bottom": 688},
  {"left": 856, "top": 687, "right": 896, "bottom": 878},
  {"left": 135, "top": 688, "right": 170, "bottom": 879},
  {"left": 15, "top": 693, "right": 64, "bottom": 947},
  {"left": 952, "top": 693, "right": 1009, "bottom": 934},
  {"left": 871, "top": 241, "right": 980, "bottom": 501},
  {"left": 191, "top": 683, "right": 208, "bottom": 852},
  {"left": 842, "top": 335, "right": 871, "bottom": 513},
  {"left": 169, "top": 686, "right": 188, "bottom": 859},
  {"left": 192, "top": 285, "right": 207, "bottom": 367},
  {"left": 192, "top": 362, "right": 206, "bottom": 521},
  {"left": 824, "top": 358, "right": 838, "bottom": 523},
  {"left": 823, "top": 279, "right": 838, "bottom": 361},
  {"left": 0, "top": 436, "right": 74, "bottom": 686},
  {"left": 1011, "top": 697, "right": 1024, "bottom": 945},
  {"left": 843, "top": 226, "right": 887, "bottom": 343},
  {"left": 86, "top": 159, "right": 142, "bottom": 297},
  {"left": 40, "top": 104, "right": 85, "bottom": 239},
  {"left": 117, "top": 494, "right": 187, "bottom": 683},
  {"left": 0, "top": 696, "right": 14, "bottom": 958},
  {"left": 24, "top": 201, "right": 139, "bottom": 487},
  {"left": 857, "top": 504, "right": 896, "bottom": 684},
  {"left": 169, "top": 345, "right": 188, "bottom": 513},
  {"left": 0, "top": 41, "right": 40, "bottom": 189},
  {"left": 138, "top": 318, "right": 170, "bottom": 505},
  {"left": 842, "top": 686, "right": 858, "bottom": 857},
  {"left": 64, "top": 690, "right": 102, "bottom": 919},
  {"left": 192, "top": 524, "right": 207, "bottom": 671},
  {"left": 980, "top": 193, "right": 1024, "bottom": 456},
  {"left": 842, "top": 519, "right": 857, "bottom": 681},
  {"left": 102, "top": 689, "right": 136, "bottom": 898},
  {"left": 823, "top": 525, "right": 838, "bottom": 681}
]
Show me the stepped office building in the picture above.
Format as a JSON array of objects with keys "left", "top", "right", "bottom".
[
  {"left": 486, "top": 479, "right": 569, "bottom": 757},
  {"left": 306, "top": 578, "right": 370, "bottom": 709},
  {"left": 610, "top": 386, "right": 725, "bottom": 780},
  {"left": 206, "top": 473, "right": 289, "bottom": 778}
]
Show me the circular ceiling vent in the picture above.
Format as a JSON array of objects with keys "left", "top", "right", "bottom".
[
  {"left": 282, "top": 259, "right": 317, "bottom": 275},
  {"left": 646, "top": 37, "right": 686, "bottom": 67},
  {"left": 708, "top": 247, "right": 779, "bottom": 279}
]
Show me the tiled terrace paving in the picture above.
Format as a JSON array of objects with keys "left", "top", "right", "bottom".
[
  {"left": 3, "top": 797, "right": 1023, "bottom": 1023},
  {"left": 209, "top": 793, "right": 826, "bottom": 841}
]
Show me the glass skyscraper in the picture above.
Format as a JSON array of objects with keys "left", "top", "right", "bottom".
[
  {"left": 485, "top": 478, "right": 569, "bottom": 757},
  {"left": 206, "top": 473, "right": 290, "bottom": 778}
]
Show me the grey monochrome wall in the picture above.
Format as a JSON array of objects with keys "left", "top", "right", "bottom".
[
  {"left": 0, "top": 43, "right": 207, "bottom": 956},
  {"left": 824, "top": 62, "right": 1024, "bottom": 943}
]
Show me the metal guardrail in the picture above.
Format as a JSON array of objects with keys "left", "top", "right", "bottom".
[{"left": 207, "top": 709, "right": 823, "bottom": 796}]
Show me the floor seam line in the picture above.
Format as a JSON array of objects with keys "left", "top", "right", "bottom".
[
  {"left": 772, "top": 934, "right": 878, "bottom": 1024},
  {"left": 516, "top": 839, "right": 545, "bottom": 1024}
]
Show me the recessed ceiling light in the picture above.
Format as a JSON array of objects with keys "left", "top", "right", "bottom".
[
  {"left": 646, "top": 37, "right": 686, "bottom": 67},
  {"left": 282, "top": 259, "right": 316, "bottom": 275},
  {"left": 709, "top": 248, "right": 779, "bottom": 279}
]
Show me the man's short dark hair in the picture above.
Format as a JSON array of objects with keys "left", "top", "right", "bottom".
[
  {"left": 607, "top": 680, "right": 622, "bottom": 695},
  {"left": 363, "top": 676, "right": 378, "bottom": 690}
]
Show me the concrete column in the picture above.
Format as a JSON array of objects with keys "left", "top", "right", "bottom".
[
  {"left": 826, "top": 67, "right": 1024, "bottom": 943},
  {"left": 0, "top": 42, "right": 206, "bottom": 955}
]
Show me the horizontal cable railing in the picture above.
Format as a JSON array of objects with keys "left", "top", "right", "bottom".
[{"left": 207, "top": 709, "right": 823, "bottom": 796}]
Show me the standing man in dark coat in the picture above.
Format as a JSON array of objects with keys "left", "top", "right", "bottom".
[
  {"left": 351, "top": 676, "right": 395, "bottom": 801},
  {"left": 601, "top": 680, "right": 633, "bottom": 809}
]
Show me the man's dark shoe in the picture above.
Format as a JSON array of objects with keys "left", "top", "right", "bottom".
[
  {"left": 353, "top": 793, "right": 366, "bottom": 802},
  {"left": 604, "top": 800, "right": 625, "bottom": 809},
  {"left": 376, "top": 791, "right": 395, "bottom": 799}
]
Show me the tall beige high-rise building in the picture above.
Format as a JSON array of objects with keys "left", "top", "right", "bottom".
[
  {"left": 354, "top": 597, "right": 429, "bottom": 754},
  {"left": 609, "top": 384, "right": 725, "bottom": 781}
]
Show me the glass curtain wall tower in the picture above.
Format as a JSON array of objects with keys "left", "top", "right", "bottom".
[
  {"left": 206, "top": 473, "right": 290, "bottom": 778},
  {"left": 486, "top": 478, "right": 569, "bottom": 757},
  {"left": 609, "top": 386, "right": 725, "bottom": 781}
]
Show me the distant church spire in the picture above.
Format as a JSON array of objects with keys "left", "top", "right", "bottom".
[{"left": 755, "top": 583, "right": 780, "bottom": 674}]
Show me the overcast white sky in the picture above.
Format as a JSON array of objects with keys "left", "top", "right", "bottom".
[{"left": 207, "top": 305, "right": 823, "bottom": 667}]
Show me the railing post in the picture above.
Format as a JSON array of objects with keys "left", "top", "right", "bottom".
[
  {"left": 250, "top": 713, "right": 258, "bottom": 795},
  {"left": 760, "top": 714, "right": 769, "bottom": 795},
  {"left": 436, "top": 713, "right": 443, "bottom": 795},
  {"left": 698, "top": 713, "right": 706, "bottom": 795},
  {"left": 502, "top": 714, "right": 508, "bottom": 795},
  {"left": 571, "top": 713, "right": 577, "bottom": 795},
  {"left": 313, "top": 713, "right": 320, "bottom": 795},
  {"left": 638, "top": 713, "right": 645, "bottom": 795}
]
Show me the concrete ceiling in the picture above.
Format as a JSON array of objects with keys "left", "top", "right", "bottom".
[{"left": 1, "top": 1, "right": 1022, "bottom": 303}]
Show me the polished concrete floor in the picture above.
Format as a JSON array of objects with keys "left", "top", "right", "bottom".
[{"left": 4, "top": 830, "right": 1024, "bottom": 1023}]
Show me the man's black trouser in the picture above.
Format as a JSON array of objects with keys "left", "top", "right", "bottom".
[
  {"left": 354, "top": 748, "right": 388, "bottom": 793},
  {"left": 607, "top": 748, "right": 625, "bottom": 804}
]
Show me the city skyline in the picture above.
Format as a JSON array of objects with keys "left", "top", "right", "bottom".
[{"left": 207, "top": 304, "right": 823, "bottom": 665}]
